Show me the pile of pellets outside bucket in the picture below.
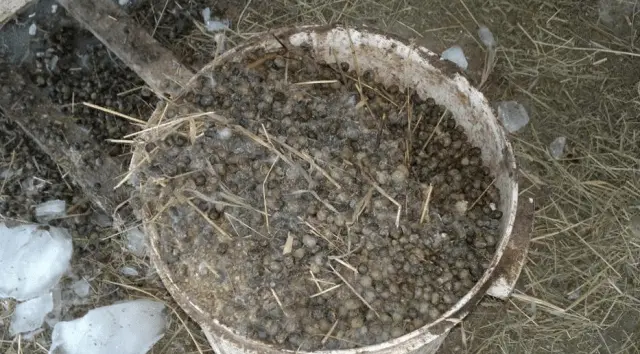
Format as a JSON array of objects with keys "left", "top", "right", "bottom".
[{"left": 129, "top": 25, "right": 534, "bottom": 354}]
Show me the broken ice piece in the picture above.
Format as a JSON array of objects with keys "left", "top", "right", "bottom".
[
  {"left": 202, "top": 7, "right": 212, "bottom": 21},
  {"left": 1, "top": 168, "right": 21, "bottom": 179},
  {"left": 35, "top": 199, "right": 66, "bottom": 222},
  {"left": 71, "top": 279, "right": 91, "bottom": 298},
  {"left": 478, "top": 25, "right": 496, "bottom": 48},
  {"left": 52, "top": 4, "right": 58, "bottom": 13},
  {"left": 0, "top": 223, "right": 72, "bottom": 301},
  {"left": 206, "top": 20, "right": 230, "bottom": 32},
  {"left": 48, "top": 55, "right": 59, "bottom": 72},
  {"left": 29, "top": 23, "right": 37, "bottom": 36},
  {"left": 45, "top": 286, "right": 62, "bottom": 328},
  {"left": 549, "top": 136, "right": 567, "bottom": 159},
  {"left": 126, "top": 227, "right": 147, "bottom": 257},
  {"left": 119, "top": 0, "right": 130, "bottom": 6},
  {"left": 441, "top": 45, "right": 468, "bottom": 71},
  {"left": 566, "top": 288, "right": 580, "bottom": 301},
  {"left": 201, "top": 7, "right": 230, "bottom": 32},
  {"left": 120, "top": 266, "right": 139, "bottom": 277},
  {"left": 496, "top": 101, "right": 530, "bottom": 133},
  {"left": 10, "top": 293, "right": 54, "bottom": 336},
  {"left": 49, "top": 300, "right": 167, "bottom": 354}
]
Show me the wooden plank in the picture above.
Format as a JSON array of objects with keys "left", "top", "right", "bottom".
[
  {"left": 0, "top": 69, "right": 130, "bottom": 228},
  {"left": 0, "top": 0, "right": 34, "bottom": 25},
  {"left": 57, "top": 0, "right": 194, "bottom": 98}
]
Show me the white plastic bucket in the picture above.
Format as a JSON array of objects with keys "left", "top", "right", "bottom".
[{"left": 131, "top": 25, "right": 534, "bottom": 354}]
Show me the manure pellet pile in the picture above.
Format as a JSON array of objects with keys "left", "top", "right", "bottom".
[
  {"left": 21, "top": 18, "right": 156, "bottom": 158},
  {"left": 137, "top": 46, "right": 503, "bottom": 351}
]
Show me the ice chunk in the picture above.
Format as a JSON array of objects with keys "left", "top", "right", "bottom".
[
  {"left": 52, "top": 4, "right": 58, "bottom": 13},
  {"left": 29, "top": 23, "right": 37, "bottom": 36},
  {"left": 120, "top": 266, "right": 139, "bottom": 277},
  {"left": 45, "top": 286, "right": 62, "bottom": 328},
  {"left": 126, "top": 227, "right": 147, "bottom": 257},
  {"left": 549, "top": 136, "right": 567, "bottom": 159},
  {"left": 23, "top": 176, "right": 48, "bottom": 195},
  {"left": 206, "top": 20, "right": 230, "bottom": 32},
  {"left": 71, "top": 279, "right": 91, "bottom": 298},
  {"left": 201, "top": 7, "right": 230, "bottom": 32},
  {"left": 49, "top": 300, "right": 167, "bottom": 354},
  {"left": 119, "top": 0, "right": 130, "bottom": 5},
  {"left": 35, "top": 200, "right": 67, "bottom": 222},
  {"left": 202, "top": 7, "right": 211, "bottom": 21},
  {"left": 441, "top": 45, "right": 468, "bottom": 71},
  {"left": 48, "top": 55, "right": 60, "bottom": 72},
  {"left": 496, "top": 101, "right": 530, "bottom": 133},
  {"left": 478, "top": 25, "right": 495, "bottom": 48},
  {"left": 0, "top": 223, "right": 72, "bottom": 301},
  {"left": 1, "top": 168, "right": 21, "bottom": 179},
  {"left": 10, "top": 293, "right": 54, "bottom": 335}
]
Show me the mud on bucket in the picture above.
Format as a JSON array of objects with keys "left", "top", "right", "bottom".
[{"left": 130, "top": 25, "right": 534, "bottom": 354}]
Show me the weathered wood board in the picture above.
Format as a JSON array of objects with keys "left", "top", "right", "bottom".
[
  {"left": 57, "top": 0, "right": 194, "bottom": 98},
  {"left": 2, "top": 0, "right": 197, "bottom": 225},
  {"left": 0, "top": 70, "right": 131, "bottom": 227},
  {"left": 0, "top": 0, "right": 34, "bottom": 26}
]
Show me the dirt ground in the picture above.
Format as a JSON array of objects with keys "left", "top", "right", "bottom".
[{"left": 1, "top": 0, "right": 639, "bottom": 353}]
